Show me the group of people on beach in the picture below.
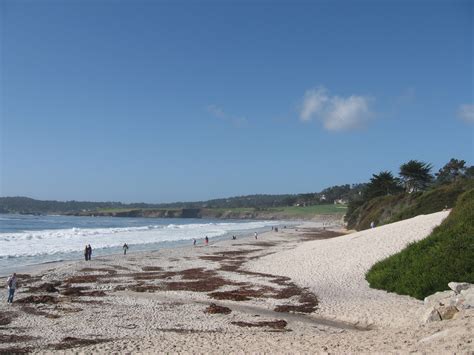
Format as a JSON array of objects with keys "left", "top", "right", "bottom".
[
  {"left": 84, "top": 243, "right": 130, "bottom": 260},
  {"left": 84, "top": 244, "right": 93, "bottom": 261},
  {"left": 193, "top": 236, "right": 209, "bottom": 246},
  {"left": 5, "top": 242, "right": 131, "bottom": 303},
  {"left": 192, "top": 230, "right": 269, "bottom": 246}
]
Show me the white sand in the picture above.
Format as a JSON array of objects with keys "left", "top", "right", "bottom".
[
  {"left": 247, "top": 211, "right": 451, "bottom": 328},
  {"left": 1, "top": 211, "right": 473, "bottom": 353}
]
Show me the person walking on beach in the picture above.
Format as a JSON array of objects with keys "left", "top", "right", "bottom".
[
  {"left": 123, "top": 243, "right": 129, "bottom": 255},
  {"left": 370, "top": 221, "right": 375, "bottom": 229},
  {"left": 193, "top": 239, "right": 197, "bottom": 246},
  {"left": 87, "top": 244, "right": 92, "bottom": 260},
  {"left": 84, "top": 245, "right": 89, "bottom": 261},
  {"left": 6, "top": 273, "right": 17, "bottom": 303},
  {"left": 254, "top": 232, "right": 258, "bottom": 240},
  {"left": 205, "top": 236, "right": 209, "bottom": 246}
]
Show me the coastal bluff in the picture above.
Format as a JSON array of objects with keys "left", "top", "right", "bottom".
[{"left": 63, "top": 208, "right": 344, "bottom": 221}]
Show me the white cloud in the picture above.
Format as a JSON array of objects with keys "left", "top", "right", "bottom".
[
  {"left": 458, "top": 104, "right": 474, "bottom": 123},
  {"left": 207, "top": 105, "right": 248, "bottom": 127},
  {"left": 300, "top": 88, "right": 329, "bottom": 121},
  {"left": 298, "top": 87, "right": 374, "bottom": 131},
  {"left": 323, "top": 95, "right": 372, "bottom": 131}
]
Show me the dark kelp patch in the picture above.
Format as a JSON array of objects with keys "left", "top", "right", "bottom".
[
  {"left": 0, "top": 334, "right": 37, "bottom": 342},
  {"left": 16, "top": 295, "right": 58, "bottom": 304},
  {"left": 26, "top": 282, "right": 61, "bottom": 293},
  {"left": 0, "top": 312, "right": 17, "bottom": 326},
  {"left": 141, "top": 266, "right": 163, "bottom": 272},
  {"left": 231, "top": 320, "right": 287, "bottom": 329},
  {"left": 204, "top": 303, "right": 232, "bottom": 314}
]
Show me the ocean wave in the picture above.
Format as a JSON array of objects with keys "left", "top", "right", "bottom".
[{"left": 0, "top": 220, "right": 280, "bottom": 258}]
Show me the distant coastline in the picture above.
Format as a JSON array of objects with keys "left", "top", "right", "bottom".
[{"left": 61, "top": 207, "right": 346, "bottom": 222}]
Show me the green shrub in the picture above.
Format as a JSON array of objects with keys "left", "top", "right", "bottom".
[
  {"left": 389, "top": 179, "right": 474, "bottom": 222},
  {"left": 365, "top": 189, "right": 474, "bottom": 299}
]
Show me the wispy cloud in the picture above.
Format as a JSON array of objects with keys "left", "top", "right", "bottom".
[
  {"left": 207, "top": 104, "right": 248, "bottom": 127},
  {"left": 298, "top": 87, "right": 374, "bottom": 131},
  {"left": 458, "top": 104, "right": 474, "bottom": 123}
]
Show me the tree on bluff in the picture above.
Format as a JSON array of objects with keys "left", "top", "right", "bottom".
[
  {"left": 399, "top": 160, "right": 433, "bottom": 193},
  {"left": 364, "top": 171, "right": 402, "bottom": 200},
  {"left": 435, "top": 158, "right": 468, "bottom": 184}
]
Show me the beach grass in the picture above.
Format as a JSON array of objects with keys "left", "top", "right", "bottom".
[{"left": 366, "top": 188, "right": 474, "bottom": 300}]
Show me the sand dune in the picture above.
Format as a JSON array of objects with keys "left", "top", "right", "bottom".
[{"left": 248, "top": 211, "right": 451, "bottom": 328}]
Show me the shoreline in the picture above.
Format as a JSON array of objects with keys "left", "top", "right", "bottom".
[
  {"left": 1, "top": 213, "right": 472, "bottom": 353},
  {"left": 1, "top": 217, "right": 305, "bottom": 278}
]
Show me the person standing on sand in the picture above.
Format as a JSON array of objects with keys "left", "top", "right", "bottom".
[
  {"left": 87, "top": 244, "right": 92, "bottom": 260},
  {"left": 123, "top": 243, "right": 129, "bottom": 255},
  {"left": 193, "top": 239, "right": 197, "bottom": 246},
  {"left": 254, "top": 232, "right": 258, "bottom": 240},
  {"left": 6, "top": 273, "right": 17, "bottom": 303},
  {"left": 205, "top": 236, "right": 209, "bottom": 245},
  {"left": 84, "top": 245, "right": 89, "bottom": 261},
  {"left": 370, "top": 221, "right": 375, "bottom": 229}
]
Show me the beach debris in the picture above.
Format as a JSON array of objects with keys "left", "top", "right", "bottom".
[
  {"left": 0, "top": 334, "right": 37, "bottom": 343},
  {"left": 204, "top": 303, "right": 232, "bottom": 314},
  {"left": 231, "top": 320, "right": 287, "bottom": 329},
  {"left": 274, "top": 290, "right": 319, "bottom": 314},
  {"left": 0, "top": 312, "right": 17, "bottom": 326},
  {"left": 141, "top": 266, "right": 163, "bottom": 272},
  {"left": 15, "top": 295, "right": 58, "bottom": 304},
  {"left": 128, "top": 284, "right": 161, "bottom": 292},
  {"left": 208, "top": 288, "right": 260, "bottom": 302},
  {"left": 26, "top": 282, "right": 61, "bottom": 293},
  {"left": 61, "top": 286, "right": 89, "bottom": 296}
]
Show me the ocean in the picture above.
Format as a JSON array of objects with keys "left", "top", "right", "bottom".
[{"left": 0, "top": 214, "right": 284, "bottom": 275}]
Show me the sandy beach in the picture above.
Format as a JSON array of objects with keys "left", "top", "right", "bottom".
[{"left": 1, "top": 211, "right": 473, "bottom": 353}]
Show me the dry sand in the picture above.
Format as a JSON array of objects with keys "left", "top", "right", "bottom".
[{"left": 1, "top": 211, "right": 473, "bottom": 353}]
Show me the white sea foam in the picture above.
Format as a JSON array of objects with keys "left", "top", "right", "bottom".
[{"left": 0, "top": 221, "right": 278, "bottom": 258}]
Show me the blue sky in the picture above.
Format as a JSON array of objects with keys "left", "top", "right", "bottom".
[{"left": 1, "top": 0, "right": 473, "bottom": 203}]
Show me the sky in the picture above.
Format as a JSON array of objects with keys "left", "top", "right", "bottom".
[{"left": 1, "top": 0, "right": 473, "bottom": 203}]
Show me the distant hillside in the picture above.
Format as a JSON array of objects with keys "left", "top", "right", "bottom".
[
  {"left": 0, "top": 196, "right": 152, "bottom": 215},
  {"left": 0, "top": 184, "right": 359, "bottom": 215},
  {"left": 62, "top": 204, "right": 347, "bottom": 221}
]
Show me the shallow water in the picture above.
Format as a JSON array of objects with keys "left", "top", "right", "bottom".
[{"left": 0, "top": 214, "right": 287, "bottom": 273}]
